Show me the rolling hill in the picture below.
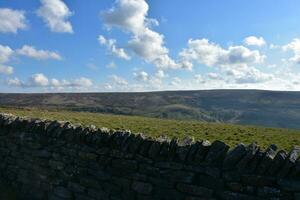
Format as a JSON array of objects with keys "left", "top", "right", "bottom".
[
  {"left": 1, "top": 89, "right": 300, "bottom": 129},
  {"left": 1, "top": 107, "right": 299, "bottom": 150}
]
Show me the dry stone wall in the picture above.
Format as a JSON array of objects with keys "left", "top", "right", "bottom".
[{"left": 0, "top": 113, "right": 299, "bottom": 200}]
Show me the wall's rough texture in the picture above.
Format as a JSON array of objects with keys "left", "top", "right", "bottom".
[{"left": 0, "top": 113, "right": 299, "bottom": 200}]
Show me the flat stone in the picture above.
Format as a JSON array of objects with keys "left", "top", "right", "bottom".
[
  {"left": 176, "top": 183, "right": 213, "bottom": 197},
  {"left": 218, "top": 191, "right": 263, "bottom": 200},
  {"left": 278, "top": 179, "right": 300, "bottom": 192},
  {"left": 53, "top": 187, "right": 72, "bottom": 199},
  {"left": 241, "top": 175, "right": 276, "bottom": 187},
  {"left": 78, "top": 152, "right": 97, "bottom": 160},
  {"left": 132, "top": 181, "right": 153, "bottom": 195},
  {"left": 196, "top": 174, "right": 224, "bottom": 191},
  {"left": 49, "top": 160, "right": 65, "bottom": 170},
  {"left": 257, "top": 186, "right": 280, "bottom": 197}
]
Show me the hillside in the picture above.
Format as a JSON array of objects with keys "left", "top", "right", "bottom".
[
  {"left": 1, "top": 107, "right": 299, "bottom": 150},
  {"left": 1, "top": 90, "right": 300, "bottom": 129}
]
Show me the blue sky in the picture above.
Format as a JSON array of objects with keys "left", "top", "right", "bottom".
[{"left": 1, "top": 0, "right": 300, "bottom": 92}]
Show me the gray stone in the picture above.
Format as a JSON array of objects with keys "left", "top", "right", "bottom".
[
  {"left": 148, "top": 141, "right": 161, "bottom": 159},
  {"left": 241, "top": 175, "right": 276, "bottom": 187},
  {"left": 257, "top": 186, "right": 280, "bottom": 197},
  {"left": 236, "top": 143, "right": 259, "bottom": 172},
  {"left": 267, "top": 150, "right": 287, "bottom": 176},
  {"left": 278, "top": 147, "right": 300, "bottom": 178},
  {"left": 218, "top": 191, "right": 263, "bottom": 200},
  {"left": 194, "top": 140, "right": 211, "bottom": 163},
  {"left": 49, "top": 160, "right": 65, "bottom": 170},
  {"left": 205, "top": 140, "right": 229, "bottom": 167},
  {"left": 278, "top": 179, "right": 300, "bottom": 192},
  {"left": 176, "top": 183, "right": 213, "bottom": 197},
  {"left": 68, "top": 182, "right": 86, "bottom": 193},
  {"left": 132, "top": 181, "right": 153, "bottom": 195},
  {"left": 256, "top": 144, "right": 277, "bottom": 175},
  {"left": 196, "top": 174, "right": 224, "bottom": 191},
  {"left": 223, "top": 143, "right": 247, "bottom": 169},
  {"left": 53, "top": 187, "right": 72, "bottom": 199}
]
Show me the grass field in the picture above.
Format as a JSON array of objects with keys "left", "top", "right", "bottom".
[{"left": 0, "top": 107, "right": 299, "bottom": 150}]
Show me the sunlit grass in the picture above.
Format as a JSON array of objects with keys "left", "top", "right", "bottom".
[{"left": 0, "top": 107, "right": 299, "bottom": 150}]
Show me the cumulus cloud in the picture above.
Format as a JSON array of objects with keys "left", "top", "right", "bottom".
[
  {"left": 0, "top": 8, "right": 27, "bottom": 34},
  {"left": 29, "top": 73, "right": 49, "bottom": 86},
  {"left": 37, "top": 0, "right": 73, "bottom": 33},
  {"left": 133, "top": 71, "right": 149, "bottom": 82},
  {"left": 98, "top": 35, "right": 131, "bottom": 60},
  {"left": 207, "top": 72, "right": 223, "bottom": 80},
  {"left": 282, "top": 38, "right": 300, "bottom": 64},
  {"left": 0, "top": 65, "right": 13, "bottom": 75},
  {"left": 194, "top": 74, "right": 206, "bottom": 84},
  {"left": 179, "top": 39, "right": 265, "bottom": 69},
  {"left": 169, "top": 77, "right": 182, "bottom": 86},
  {"left": 110, "top": 75, "right": 128, "bottom": 85},
  {"left": 7, "top": 73, "right": 93, "bottom": 89},
  {"left": 132, "top": 69, "right": 167, "bottom": 90},
  {"left": 244, "top": 36, "right": 266, "bottom": 47},
  {"left": 102, "top": 0, "right": 181, "bottom": 70},
  {"left": 7, "top": 77, "right": 22, "bottom": 87},
  {"left": 0, "top": 44, "right": 14, "bottom": 75},
  {"left": 0, "top": 45, "right": 14, "bottom": 63},
  {"left": 223, "top": 65, "right": 273, "bottom": 84},
  {"left": 16, "top": 45, "right": 62, "bottom": 60}
]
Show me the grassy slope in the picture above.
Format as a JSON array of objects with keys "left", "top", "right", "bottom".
[
  {"left": 1, "top": 90, "right": 300, "bottom": 129},
  {"left": 0, "top": 107, "right": 299, "bottom": 150}
]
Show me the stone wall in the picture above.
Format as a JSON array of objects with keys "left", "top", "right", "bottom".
[{"left": 0, "top": 113, "right": 299, "bottom": 200}]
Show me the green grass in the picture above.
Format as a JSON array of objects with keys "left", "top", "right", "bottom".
[{"left": 0, "top": 107, "right": 299, "bottom": 150}]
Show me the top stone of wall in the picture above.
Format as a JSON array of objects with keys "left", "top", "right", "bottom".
[{"left": 0, "top": 113, "right": 299, "bottom": 180}]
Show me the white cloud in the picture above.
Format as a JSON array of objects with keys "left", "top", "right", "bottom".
[
  {"left": 282, "top": 38, "right": 300, "bottom": 64},
  {"left": 0, "top": 65, "right": 14, "bottom": 75},
  {"left": 8, "top": 73, "right": 93, "bottom": 89},
  {"left": 16, "top": 45, "right": 62, "bottom": 60},
  {"left": 37, "top": 0, "right": 73, "bottom": 33},
  {"left": 224, "top": 65, "right": 273, "bottom": 84},
  {"left": 102, "top": 0, "right": 150, "bottom": 34},
  {"left": 98, "top": 35, "right": 130, "bottom": 60},
  {"left": 28, "top": 74, "right": 49, "bottom": 87},
  {"left": 73, "top": 77, "right": 93, "bottom": 87},
  {"left": 0, "top": 45, "right": 14, "bottom": 75},
  {"left": 29, "top": 73, "right": 49, "bottom": 86},
  {"left": 133, "top": 71, "right": 149, "bottom": 82},
  {"left": 244, "top": 36, "right": 266, "bottom": 47},
  {"left": 0, "top": 45, "right": 14, "bottom": 63},
  {"left": 179, "top": 39, "right": 265, "bottom": 69},
  {"left": 7, "top": 77, "right": 22, "bottom": 86},
  {"left": 194, "top": 74, "right": 206, "bottom": 84},
  {"left": 207, "top": 72, "right": 222, "bottom": 80},
  {"left": 170, "top": 77, "right": 182, "bottom": 86},
  {"left": 0, "top": 8, "right": 27, "bottom": 34},
  {"left": 110, "top": 74, "right": 128, "bottom": 85},
  {"left": 102, "top": 0, "right": 181, "bottom": 70}
]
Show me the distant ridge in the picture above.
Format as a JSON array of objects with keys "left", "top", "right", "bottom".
[{"left": 1, "top": 89, "right": 300, "bottom": 129}]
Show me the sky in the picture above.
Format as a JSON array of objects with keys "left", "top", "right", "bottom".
[{"left": 1, "top": 0, "right": 300, "bottom": 92}]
